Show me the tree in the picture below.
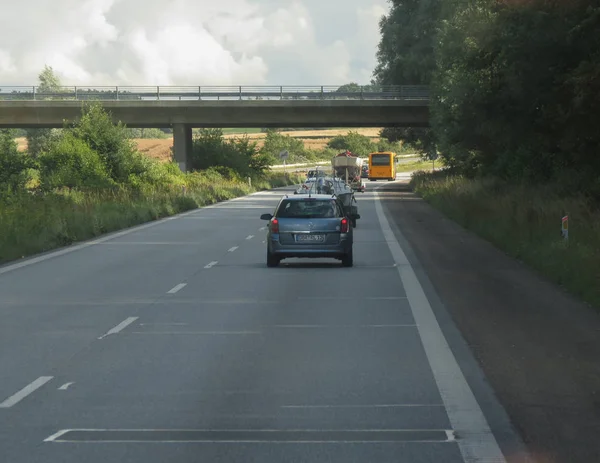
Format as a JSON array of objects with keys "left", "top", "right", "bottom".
[
  {"left": 0, "top": 129, "right": 29, "bottom": 192},
  {"left": 70, "top": 102, "right": 140, "bottom": 182},
  {"left": 38, "top": 65, "right": 62, "bottom": 94},
  {"left": 190, "top": 129, "right": 272, "bottom": 176},
  {"left": 260, "top": 129, "right": 307, "bottom": 163},
  {"left": 26, "top": 65, "right": 63, "bottom": 157},
  {"left": 372, "top": 0, "right": 444, "bottom": 152},
  {"left": 327, "top": 131, "right": 376, "bottom": 157},
  {"left": 373, "top": 0, "right": 443, "bottom": 86}
]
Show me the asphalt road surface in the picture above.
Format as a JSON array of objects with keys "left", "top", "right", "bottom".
[{"left": 0, "top": 178, "right": 532, "bottom": 463}]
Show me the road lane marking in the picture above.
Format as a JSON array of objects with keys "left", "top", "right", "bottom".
[
  {"left": 245, "top": 235, "right": 254, "bottom": 240},
  {"left": 270, "top": 324, "right": 416, "bottom": 328},
  {"left": 58, "top": 382, "right": 74, "bottom": 390},
  {"left": 98, "top": 317, "right": 139, "bottom": 340},
  {"left": 204, "top": 261, "right": 218, "bottom": 269},
  {"left": 259, "top": 227, "right": 266, "bottom": 231},
  {"left": 0, "top": 376, "right": 54, "bottom": 408},
  {"left": 167, "top": 283, "right": 187, "bottom": 294},
  {"left": 93, "top": 241, "right": 204, "bottom": 245},
  {"left": 139, "top": 323, "right": 188, "bottom": 326},
  {"left": 130, "top": 331, "right": 261, "bottom": 335},
  {"left": 297, "top": 296, "right": 406, "bottom": 300},
  {"left": 228, "top": 246, "right": 239, "bottom": 252},
  {"left": 44, "top": 429, "right": 71, "bottom": 442},
  {"left": 43, "top": 428, "right": 455, "bottom": 443},
  {"left": 374, "top": 190, "right": 506, "bottom": 462},
  {"left": 281, "top": 404, "right": 445, "bottom": 409}
]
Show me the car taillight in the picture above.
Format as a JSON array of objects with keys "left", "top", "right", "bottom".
[
  {"left": 340, "top": 218, "right": 349, "bottom": 233},
  {"left": 271, "top": 218, "right": 279, "bottom": 233}
]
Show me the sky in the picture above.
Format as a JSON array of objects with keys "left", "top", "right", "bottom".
[{"left": 0, "top": 0, "right": 388, "bottom": 87}]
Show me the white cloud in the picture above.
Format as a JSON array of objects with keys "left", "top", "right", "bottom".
[{"left": 0, "top": 0, "right": 388, "bottom": 86}]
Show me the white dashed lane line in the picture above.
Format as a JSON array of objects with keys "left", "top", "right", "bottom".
[
  {"left": 167, "top": 283, "right": 187, "bottom": 294},
  {"left": 204, "top": 261, "right": 218, "bottom": 269},
  {"left": 97, "top": 317, "right": 139, "bottom": 340},
  {"left": 245, "top": 235, "right": 254, "bottom": 240},
  {"left": 228, "top": 246, "right": 239, "bottom": 252},
  {"left": 0, "top": 376, "right": 54, "bottom": 408}
]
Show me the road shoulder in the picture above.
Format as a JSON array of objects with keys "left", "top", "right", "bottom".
[{"left": 379, "top": 181, "right": 600, "bottom": 463}]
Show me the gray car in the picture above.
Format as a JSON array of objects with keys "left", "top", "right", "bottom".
[{"left": 260, "top": 194, "right": 356, "bottom": 267}]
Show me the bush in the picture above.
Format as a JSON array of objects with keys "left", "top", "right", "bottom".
[
  {"left": 69, "top": 102, "right": 140, "bottom": 182},
  {"left": 38, "top": 132, "right": 113, "bottom": 190},
  {"left": 326, "top": 131, "right": 376, "bottom": 157},
  {"left": 260, "top": 129, "right": 306, "bottom": 163},
  {"left": 0, "top": 129, "right": 30, "bottom": 192},
  {"left": 190, "top": 128, "right": 271, "bottom": 177}
]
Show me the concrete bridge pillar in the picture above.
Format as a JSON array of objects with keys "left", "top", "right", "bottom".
[{"left": 172, "top": 123, "right": 193, "bottom": 172}]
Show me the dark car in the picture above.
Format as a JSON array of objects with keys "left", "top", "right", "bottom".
[{"left": 260, "top": 194, "right": 356, "bottom": 267}]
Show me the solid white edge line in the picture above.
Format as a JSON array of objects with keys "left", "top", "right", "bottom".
[
  {"left": 0, "top": 376, "right": 54, "bottom": 408},
  {"left": 41, "top": 427, "right": 448, "bottom": 432},
  {"left": 98, "top": 317, "right": 139, "bottom": 340},
  {"left": 48, "top": 439, "right": 453, "bottom": 444},
  {"left": 373, "top": 189, "right": 506, "bottom": 462},
  {"left": 43, "top": 428, "right": 455, "bottom": 444},
  {"left": 204, "top": 261, "right": 218, "bottom": 269},
  {"left": 130, "top": 331, "right": 262, "bottom": 335},
  {"left": 167, "top": 283, "right": 187, "bottom": 294},
  {"left": 0, "top": 186, "right": 292, "bottom": 277},
  {"left": 281, "top": 404, "right": 444, "bottom": 409}
]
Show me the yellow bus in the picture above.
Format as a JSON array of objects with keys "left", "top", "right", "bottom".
[{"left": 368, "top": 151, "right": 396, "bottom": 181}]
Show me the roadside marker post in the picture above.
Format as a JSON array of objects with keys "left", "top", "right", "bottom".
[{"left": 561, "top": 215, "right": 569, "bottom": 242}]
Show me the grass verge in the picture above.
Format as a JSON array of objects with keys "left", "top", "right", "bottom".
[
  {"left": 410, "top": 171, "right": 600, "bottom": 309},
  {"left": 396, "top": 158, "right": 442, "bottom": 173},
  {"left": 0, "top": 171, "right": 302, "bottom": 265}
]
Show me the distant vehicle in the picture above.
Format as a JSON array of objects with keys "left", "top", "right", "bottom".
[
  {"left": 368, "top": 151, "right": 396, "bottom": 181},
  {"left": 306, "top": 170, "right": 327, "bottom": 179},
  {"left": 331, "top": 151, "right": 366, "bottom": 193},
  {"left": 260, "top": 194, "right": 357, "bottom": 267},
  {"left": 361, "top": 164, "right": 369, "bottom": 178}
]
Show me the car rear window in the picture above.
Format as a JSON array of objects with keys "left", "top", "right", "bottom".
[{"left": 276, "top": 199, "right": 342, "bottom": 218}]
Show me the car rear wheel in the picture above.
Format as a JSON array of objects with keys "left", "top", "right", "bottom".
[
  {"left": 341, "top": 247, "right": 353, "bottom": 267},
  {"left": 266, "top": 249, "right": 280, "bottom": 267}
]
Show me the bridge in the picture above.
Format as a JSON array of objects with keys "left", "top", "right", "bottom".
[{"left": 0, "top": 85, "right": 430, "bottom": 171}]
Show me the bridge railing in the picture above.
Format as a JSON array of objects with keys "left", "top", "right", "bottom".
[{"left": 0, "top": 85, "right": 430, "bottom": 101}]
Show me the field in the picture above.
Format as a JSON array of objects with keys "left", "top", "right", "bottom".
[{"left": 14, "top": 128, "right": 383, "bottom": 163}]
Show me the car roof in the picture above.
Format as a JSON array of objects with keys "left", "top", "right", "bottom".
[{"left": 281, "top": 194, "right": 337, "bottom": 201}]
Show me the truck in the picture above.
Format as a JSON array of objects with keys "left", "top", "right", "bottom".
[{"left": 331, "top": 151, "right": 366, "bottom": 193}]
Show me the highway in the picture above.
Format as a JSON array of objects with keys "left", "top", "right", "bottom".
[{"left": 0, "top": 179, "right": 528, "bottom": 463}]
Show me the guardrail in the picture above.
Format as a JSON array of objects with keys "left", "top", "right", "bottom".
[{"left": 0, "top": 85, "right": 430, "bottom": 101}]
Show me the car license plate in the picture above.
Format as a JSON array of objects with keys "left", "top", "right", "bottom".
[{"left": 296, "top": 234, "right": 325, "bottom": 242}]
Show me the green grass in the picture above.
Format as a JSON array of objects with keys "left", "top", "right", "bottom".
[
  {"left": 0, "top": 171, "right": 302, "bottom": 265},
  {"left": 396, "top": 158, "right": 442, "bottom": 173},
  {"left": 410, "top": 171, "right": 600, "bottom": 309}
]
